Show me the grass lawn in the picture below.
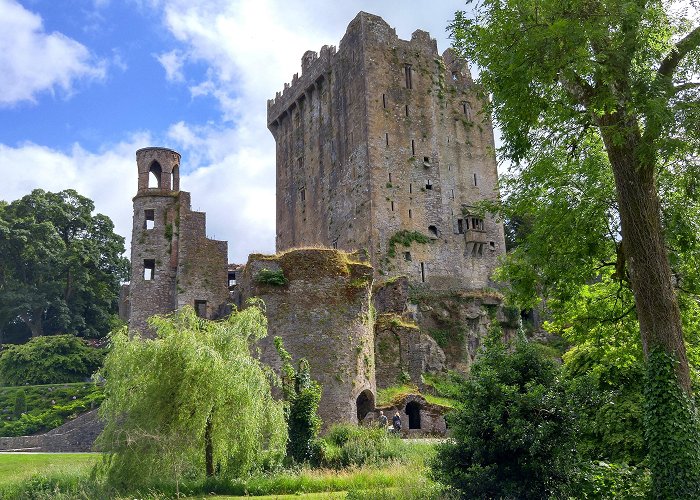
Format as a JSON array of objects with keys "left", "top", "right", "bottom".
[{"left": 0, "top": 452, "right": 98, "bottom": 486}]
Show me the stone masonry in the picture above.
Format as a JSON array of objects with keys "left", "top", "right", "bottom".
[{"left": 268, "top": 11, "right": 506, "bottom": 290}]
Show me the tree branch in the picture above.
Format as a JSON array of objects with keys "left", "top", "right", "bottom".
[{"left": 658, "top": 25, "right": 700, "bottom": 79}]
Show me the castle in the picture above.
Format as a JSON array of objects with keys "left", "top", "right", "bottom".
[{"left": 121, "top": 12, "right": 515, "bottom": 433}]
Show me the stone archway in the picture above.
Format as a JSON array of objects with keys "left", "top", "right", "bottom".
[
  {"left": 356, "top": 389, "right": 374, "bottom": 423},
  {"left": 406, "top": 400, "right": 421, "bottom": 429}
]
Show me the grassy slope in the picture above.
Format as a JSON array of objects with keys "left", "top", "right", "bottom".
[{"left": 0, "top": 453, "right": 97, "bottom": 487}]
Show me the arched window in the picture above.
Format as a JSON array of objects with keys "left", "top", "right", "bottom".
[
  {"left": 406, "top": 401, "right": 421, "bottom": 429},
  {"left": 148, "top": 161, "right": 162, "bottom": 188},
  {"left": 356, "top": 389, "right": 375, "bottom": 423},
  {"left": 172, "top": 164, "right": 179, "bottom": 191},
  {"left": 428, "top": 225, "right": 438, "bottom": 238}
]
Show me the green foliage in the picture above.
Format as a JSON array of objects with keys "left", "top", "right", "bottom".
[
  {"left": 570, "top": 461, "right": 651, "bottom": 499},
  {"left": 0, "top": 334, "right": 105, "bottom": 385},
  {"left": 274, "top": 336, "right": 322, "bottom": 464},
  {"left": 12, "top": 389, "right": 26, "bottom": 418},
  {"left": 430, "top": 333, "right": 577, "bottom": 499},
  {"left": 256, "top": 268, "right": 288, "bottom": 286},
  {"left": 0, "top": 383, "right": 104, "bottom": 437},
  {"left": 387, "top": 230, "right": 430, "bottom": 258},
  {"left": 0, "top": 189, "right": 130, "bottom": 338},
  {"left": 644, "top": 350, "right": 700, "bottom": 498},
  {"left": 96, "top": 305, "right": 287, "bottom": 491},
  {"left": 318, "top": 424, "right": 406, "bottom": 469},
  {"left": 421, "top": 371, "right": 465, "bottom": 403}
]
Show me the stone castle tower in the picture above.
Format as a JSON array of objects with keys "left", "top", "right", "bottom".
[
  {"left": 127, "top": 147, "right": 229, "bottom": 335},
  {"left": 267, "top": 12, "right": 506, "bottom": 290}
]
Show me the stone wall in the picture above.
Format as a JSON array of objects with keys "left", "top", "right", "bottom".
[
  {"left": 239, "top": 249, "right": 376, "bottom": 429},
  {"left": 0, "top": 409, "right": 103, "bottom": 452},
  {"left": 370, "top": 394, "right": 447, "bottom": 436},
  {"left": 269, "top": 12, "right": 506, "bottom": 291}
]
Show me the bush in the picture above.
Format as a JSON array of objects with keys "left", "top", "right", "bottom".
[
  {"left": 318, "top": 424, "right": 405, "bottom": 468},
  {"left": 430, "top": 332, "right": 577, "bottom": 499},
  {"left": 0, "top": 335, "right": 105, "bottom": 386},
  {"left": 571, "top": 461, "right": 651, "bottom": 499},
  {"left": 255, "top": 268, "right": 288, "bottom": 286}
]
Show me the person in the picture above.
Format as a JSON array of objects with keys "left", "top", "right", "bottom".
[
  {"left": 392, "top": 411, "right": 402, "bottom": 434},
  {"left": 378, "top": 410, "right": 388, "bottom": 429}
]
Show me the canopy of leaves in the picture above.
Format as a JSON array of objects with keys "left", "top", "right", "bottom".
[
  {"left": 95, "top": 305, "right": 287, "bottom": 491},
  {"left": 430, "top": 332, "right": 577, "bottom": 499},
  {"left": 0, "top": 334, "right": 105, "bottom": 386},
  {"left": 0, "top": 189, "right": 130, "bottom": 339}
]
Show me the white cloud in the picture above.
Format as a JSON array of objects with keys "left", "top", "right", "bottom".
[
  {"left": 156, "top": 49, "right": 185, "bottom": 82},
  {"left": 0, "top": 0, "right": 106, "bottom": 106}
]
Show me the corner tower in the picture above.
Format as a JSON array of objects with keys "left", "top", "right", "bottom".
[
  {"left": 267, "top": 12, "right": 506, "bottom": 290},
  {"left": 128, "top": 147, "right": 229, "bottom": 336}
]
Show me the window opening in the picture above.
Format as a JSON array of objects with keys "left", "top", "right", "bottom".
[
  {"left": 463, "top": 102, "right": 472, "bottom": 119},
  {"left": 195, "top": 300, "right": 207, "bottom": 318},
  {"left": 228, "top": 271, "right": 237, "bottom": 287},
  {"left": 423, "top": 156, "right": 430, "bottom": 167},
  {"left": 382, "top": 93, "right": 387, "bottom": 108},
  {"left": 425, "top": 179, "right": 433, "bottom": 190},
  {"left": 300, "top": 187, "right": 306, "bottom": 202},
  {"left": 471, "top": 217, "right": 484, "bottom": 231},
  {"left": 144, "top": 209, "right": 155, "bottom": 230},
  {"left": 408, "top": 209, "right": 412, "bottom": 219},
  {"left": 420, "top": 262, "right": 425, "bottom": 282},
  {"left": 428, "top": 225, "right": 438, "bottom": 238},
  {"left": 148, "top": 161, "right": 162, "bottom": 188},
  {"left": 388, "top": 172, "right": 392, "bottom": 183},
  {"left": 478, "top": 243, "right": 484, "bottom": 257},
  {"left": 332, "top": 239, "right": 338, "bottom": 249},
  {"left": 411, "top": 140, "right": 415, "bottom": 156},
  {"left": 406, "top": 401, "right": 421, "bottom": 429},
  {"left": 451, "top": 189, "right": 455, "bottom": 200},
  {"left": 172, "top": 164, "right": 179, "bottom": 191},
  {"left": 391, "top": 201, "right": 395, "bottom": 211},
  {"left": 457, "top": 218, "right": 465, "bottom": 234},
  {"left": 489, "top": 241, "right": 496, "bottom": 251},
  {"left": 404, "top": 251, "right": 412, "bottom": 261},
  {"left": 409, "top": 183, "right": 413, "bottom": 194},
  {"left": 474, "top": 173, "right": 478, "bottom": 186},
  {"left": 385, "top": 133, "right": 389, "bottom": 146},
  {"left": 143, "top": 259, "right": 155, "bottom": 281},
  {"left": 451, "top": 71, "right": 459, "bottom": 82},
  {"left": 405, "top": 105, "right": 409, "bottom": 117},
  {"left": 404, "top": 64, "right": 412, "bottom": 89}
]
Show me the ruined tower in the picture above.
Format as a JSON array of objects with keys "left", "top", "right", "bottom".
[
  {"left": 128, "top": 147, "right": 229, "bottom": 335},
  {"left": 267, "top": 12, "right": 506, "bottom": 290}
]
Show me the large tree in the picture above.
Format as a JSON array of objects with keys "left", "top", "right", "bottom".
[
  {"left": 450, "top": 0, "right": 699, "bottom": 495},
  {"left": 0, "top": 189, "right": 129, "bottom": 338},
  {"left": 96, "top": 305, "right": 287, "bottom": 493}
]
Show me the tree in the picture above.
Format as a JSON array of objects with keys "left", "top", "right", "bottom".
[
  {"left": 274, "top": 336, "right": 322, "bottom": 463},
  {"left": 430, "top": 332, "right": 577, "bottom": 499},
  {"left": 451, "top": 2, "right": 700, "bottom": 495},
  {"left": 0, "top": 334, "right": 105, "bottom": 386},
  {"left": 96, "top": 305, "right": 287, "bottom": 493},
  {"left": 0, "top": 189, "right": 129, "bottom": 339}
]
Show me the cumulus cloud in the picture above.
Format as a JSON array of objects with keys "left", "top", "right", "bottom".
[
  {"left": 156, "top": 49, "right": 185, "bottom": 82},
  {"left": 0, "top": 0, "right": 107, "bottom": 106}
]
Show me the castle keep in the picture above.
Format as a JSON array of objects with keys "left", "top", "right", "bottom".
[
  {"left": 121, "top": 12, "right": 515, "bottom": 434},
  {"left": 268, "top": 12, "right": 505, "bottom": 289}
]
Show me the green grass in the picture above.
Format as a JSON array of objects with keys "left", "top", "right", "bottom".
[
  {"left": 0, "top": 442, "right": 438, "bottom": 498},
  {"left": 376, "top": 383, "right": 457, "bottom": 409},
  {"left": 0, "top": 452, "right": 98, "bottom": 487}
]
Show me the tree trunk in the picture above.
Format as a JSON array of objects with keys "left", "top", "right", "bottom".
[
  {"left": 599, "top": 112, "right": 690, "bottom": 391},
  {"left": 204, "top": 412, "right": 214, "bottom": 477},
  {"left": 19, "top": 309, "right": 44, "bottom": 338}
]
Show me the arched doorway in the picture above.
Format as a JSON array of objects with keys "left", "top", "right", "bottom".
[
  {"left": 356, "top": 389, "right": 374, "bottom": 423},
  {"left": 406, "top": 401, "right": 421, "bottom": 429}
]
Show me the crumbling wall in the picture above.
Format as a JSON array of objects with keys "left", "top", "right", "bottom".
[{"left": 239, "top": 249, "right": 375, "bottom": 428}]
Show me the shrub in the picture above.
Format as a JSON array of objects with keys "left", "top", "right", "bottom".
[
  {"left": 430, "top": 332, "right": 577, "bottom": 499},
  {"left": 255, "top": 268, "right": 288, "bottom": 286},
  {"left": 319, "top": 424, "right": 405, "bottom": 468},
  {"left": 0, "top": 335, "right": 105, "bottom": 386}
]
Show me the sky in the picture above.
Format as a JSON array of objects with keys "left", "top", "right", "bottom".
[{"left": 0, "top": 0, "right": 467, "bottom": 263}]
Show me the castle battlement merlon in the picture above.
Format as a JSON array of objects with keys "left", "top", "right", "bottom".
[{"left": 266, "top": 44, "right": 336, "bottom": 127}]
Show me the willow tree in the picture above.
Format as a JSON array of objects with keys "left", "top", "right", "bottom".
[
  {"left": 450, "top": 1, "right": 700, "bottom": 496},
  {"left": 96, "top": 304, "right": 286, "bottom": 492}
]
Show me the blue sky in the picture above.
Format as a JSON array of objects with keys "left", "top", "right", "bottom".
[{"left": 0, "top": 0, "right": 467, "bottom": 263}]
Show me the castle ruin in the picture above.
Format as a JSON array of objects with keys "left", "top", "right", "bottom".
[{"left": 122, "top": 12, "right": 516, "bottom": 434}]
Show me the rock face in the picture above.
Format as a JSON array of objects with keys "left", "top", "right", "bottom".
[
  {"left": 268, "top": 11, "right": 506, "bottom": 290},
  {"left": 369, "top": 394, "right": 448, "bottom": 436}
]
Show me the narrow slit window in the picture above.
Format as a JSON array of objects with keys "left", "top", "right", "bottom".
[
  {"left": 404, "top": 64, "right": 412, "bottom": 89},
  {"left": 144, "top": 209, "right": 155, "bottom": 230},
  {"left": 382, "top": 93, "right": 387, "bottom": 108},
  {"left": 404, "top": 251, "right": 412, "bottom": 261},
  {"left": 143, "top": 259, "right": 155, "bottom": 281},
  {"left": 451, "top": 189, "right": 455, "bottom": 200},
  {"left": 195, "top": 300, "right": 207, "bottom": 318},
  {"left": 388, "top": 172, "right": 392, "bottom": 183},
  {"left": 390, "top": 201, "right": 395, "bottom": 211},
  {"left": 411, "top": 140, "right": 416, "bottom": 156},
  {"left": 457, "top": 218, "right": 465, "bottom": 234},
  {"left": 409, "top": 183, "right": 413, "bottom": 194},
  {"left": 385, "top": 133, "right": 389, "bottom": 146},
  {"left": 473, "top": 173, "right": 478, "bottom": 186},
  {"left": 300, "top": 187, "right": 306, "bottom": 202},
  {"left": 408, "top": 209, "right": 412, "bottom": 218},
  {"left": 405, "top": 105, "right": 409, "bottom": 117},
  {"left": 420, "top": 262, "right": 425, "bottom": 282}
]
